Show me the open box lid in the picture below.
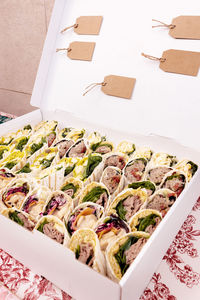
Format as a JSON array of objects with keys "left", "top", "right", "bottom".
[{"left": 31, "top": 0, "right": 200, "bottom": 151}]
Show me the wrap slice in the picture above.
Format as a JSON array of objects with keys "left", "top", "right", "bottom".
[
  {"left": 66, "top": 139, "right": 88, "bottom": 158},
  {"left": 160, "top": 170, "right": 186, "bottom": 197},
  {"left": 106, "top": 231, "right": 149, "bottom": 281},
  {"left": 149, "top": 152, "right": 177, "bottom": 167},
  {"left": 174, "top": 159, "right": 198, "bottom": 182},
  {"left": 108, "top": 188, "right": 147, "bottom": 223},
  {"left": 0, "top": 168, "right": 15, "bottom": 190},
  {"left": 95, "top": 215, "right": 130, "bottom": 251},
  {"left": 146, "top": 166, "right": 172, "bottom": 186},
  {"left": 124, "top": 158, "right": 148, "bottom": 184},
  {"left": 69, "top": 228, "right": 106, "bottom": 275},
  {"left": 103, "top": 152, "right": 128, "bottom": 171},
  {"left": 2, "top": 208, "right": 36, "bottom": 231},
  {"left": 100, "top": 166, "right": 124, "bottom": 199},
  {"left": 116, "top": 141, "right": 135, "bottom": 157},
  {"left": 60, "top": 177, "right": 83, "bottom": 206},
  {"left": 129, "top": 209, "right": 162, "bottom": 235}
]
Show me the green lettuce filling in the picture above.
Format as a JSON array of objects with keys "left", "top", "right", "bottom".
[
  {"left": 8, "top": 211, "right": 24, "bottom": 226},
  {"left": 30, "top": 137, "right": 46, "bottom": 156},
  {"left": 64, "top": 164, "right": 75, "bottom": 177},
  {"left": 116, "top": 200, "right": 127, "bottom": 221},
  {"left": 23, "top": 124, "right": 32, "bottom": 130},
  {"left": 40, "top": 157, "right": 55, "bottom": 169},
  {"left": 75, "top": 244, "right": 80, "bottom": 259},
  {"left": 128, "top": 181, "right": 155, "bottom": 194},
  {"left": 16, "top": 137, "right": 29, "bottom": 151},
  {"left": 61, "top": 183, "right": 78, "bottom": 197},
  {"left": 136, "top": 214, "right": 159, "bottom": 232},
  {"left": 17, "top": 163, "right": 31, "bottom": 174},
  {"left": 0, "top": 148, "right": 8, "bottom": 160},
  {"left": 37, "top": 219, "right": 49, "bottom": 233},
  {"left": 82, "top": 186, "right": 108, "bottom": 203},
  {"left": 114, "top": 236, "right": 139, "bottom": 276},
  {"left": 4, "top": 161, "right": 17, "bottom": 170},
  {"left": 83, "top": 154, "right": 102, "bottom": 180},
  {"left": 188, "top": 161, "right": 198, "bottom": 176}
]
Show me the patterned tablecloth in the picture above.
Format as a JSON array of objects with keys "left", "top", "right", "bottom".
[{"left": 1, "top": 113, "right": 200, "bottom": 300}]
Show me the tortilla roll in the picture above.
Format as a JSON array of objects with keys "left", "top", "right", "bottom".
[
  {"left": 35, "top": 215, "right": 66, "bottom": 244},
  {"left": 103, "top": 152, "right": 128, "bottom": 171},
  {"left": 124, "top": 157, "right": 148, "bottom": 185},
  {"left": 69, "top": 228, "right": 106, "bottom": 275},
  {"left": 174, "top": 159, "right": 198, "bottom": 182},
  {"left": 60, "top": 177, "right": 83, "bottom": 207},
  {"left": 116, "top": 141, "right": 135, "bottom": 157},
  {"left": 42, "top": 191, "right": 73, "bottom": 221},
  {"left": 160, "top": 170, "right": 186, "bottom": 197},
  {"left": 53, "top": 139, "right": 74, "bottom": 159},
  {"left": 132, "top": 147, "right": 153, "bottom": 161},
  {"left": 95, "top": 215, "right": 130, "bottom": 252},
  {"left": 145, "top": 166, "right": 173, "bottom": 187},
  {"left": 2, "top": 208, "right": 36, "bottom": 231},
  {"left": 100, "top": 166, "right": 124, "bottom": 201},
  {"left": 58, "top": 127, "right": 85, "bottom": 142},
  {"left": 21, "top": 186, "right": 51, "bottom": 219},
  {"left": 106, "top": 231, "right": 149, "bottom": 282},
  {"left": 149, "top": 152, "right": 177, "bottom": 168},
  {"left": 1, "top": 178, "right": 36, "bottom": 209},
  {"left": 145, "top": 188, "right": 177, "bottom": 217},
  {"left": 0, "top": 168, "right": 16, "bottom": 191},
  {"left": 65, "top": 202, "right": 104, "bottom": 238},
  {"left": 0, "top": 150, "right": 26, "bottom": 172},
  {"left": 129, "top": 209, "right": 162, "bottom": 235},
  {"left": 107, "top": 188, "right": 147, "bottom": 223}
]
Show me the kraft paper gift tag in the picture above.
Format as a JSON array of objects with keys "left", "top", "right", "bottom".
[
  {"left": 142, "top": 50, "right": 200, "bottom": 76},
  {"left": 83, "top": 75, "right": 136, "bottom": 99},
  {"left": 61, "top": 16, "right": 103, "bottom": 35},
  {"left": 152, "top": 16, "right": 200, "bottom": 39},
  {"left": 56, "top": 42, "right": 96, "bottom": 61}
]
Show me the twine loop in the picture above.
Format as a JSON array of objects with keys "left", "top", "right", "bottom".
[
  {"left": 56, "top": 47, "right": 72, "bottom": 53},
  {"left": 152, "top": 19, "right": 176, "bottom": 29},
  {"left": 60, "top": 23, "right": 78, "bottom": 34},
  {"left": 83, "top": 82, "right": 106, "bottom": 96},
  {"left": 141, "top": 52, "right": 166, "bottom": 63}
]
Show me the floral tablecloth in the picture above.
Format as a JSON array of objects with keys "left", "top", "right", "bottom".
[{"left": 1, "top": 113, "right": 200, "bottom": 300}]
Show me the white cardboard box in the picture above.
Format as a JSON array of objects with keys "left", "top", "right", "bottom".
[{"left": 1, "top": 0, "right": 200, "bottom": 299}]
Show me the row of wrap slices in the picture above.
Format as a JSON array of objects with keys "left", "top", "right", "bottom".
[{"left": 0, "top": 120, "right": 198, "bottom": 282}]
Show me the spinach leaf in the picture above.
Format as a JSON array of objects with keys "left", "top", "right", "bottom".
[
  {"left": 61, "top": 183, "right": 78, "bottom": 197},
  {"left": 30, "top": 137, "right": 46, "bottom": 156},
  {"left": 4, "top": 161, "right": 17, "bottom": 170},
  {"left": 128, "top": 181, "right": 155, "bottom": 194},
  {"left": 9, "top": 211, "right": 24, "bottom": 226},
  {"left": 62, "top": 128, "right": 72, "bottom": 138},
  {"left": 16, "top": 137, "right": 29, "bottom": 151},
  {"left": 83, "top": 154, "right": 102, "bottom": 180},
  {"left": 23, "top": 124, "right": 32, "bottom": 130},
  {"left": 116, "top": 200, "right": 127, "bottom": 221},
  {"left": 136, "top": 214, "right": 159, "bottom": 232},
  {"left": 75, "top": 244, "right": 80, "bottom": 259},
  {"left": 37, "top": 219, "right": 49, "bottom": 233},
  {"left": 40, "top": 157, "right": 55, "bottom": 169},
  {"left": 16, "top": 163, "right": 31, "bottom": 174},
  {"left": 114, "top": 236, "right": 138, "bottom": 276},
  {"left": 64, "top": 164, "right": 75, "bottom": 177},
  {"left": 82, "top": 186, "right": 107, "bottom": 203},
  {"left": 188, "top": 161, "right": 198, "bottom": 176},
  {"left": 0, "top": 148, "right": 8, "bottom": 160}
]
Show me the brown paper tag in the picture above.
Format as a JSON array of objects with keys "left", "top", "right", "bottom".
[
  {"left": 101, "top": 75, "right": 136, "bottom": 99},
  {"left": 159, "top": 49, "right": 200, "bottom": 76},
  {"left": 74, "top": 16, "right": 103, "bottom": 35},
  {"left": 170, "top": 16, "right": 200, "bottom": 39},
  {"left": 67, "top": 41, "right": 95, "bottom": 61}
]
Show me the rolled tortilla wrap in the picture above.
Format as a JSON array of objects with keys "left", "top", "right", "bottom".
[
  {"left": 107, "top": 188, "right": 147, "bottom": 223},
  {"left": 95, "top": 215, "right": 130, "bottom": 252},
  {"left": 100, "top": 166, "right": 124, "bottom": 200},
  {"left": 103, "top": 152, "right": 128, "bottom": 171},
  {"left": 160, "top": 170, "right": 186, "bottom": 197},
  {"left": 1, "top": 178, "right": 35, "bottom": 209},
  {"left": 131, "top": 147, "right": 153, "bottom": 161},
  {"left": 116, "top": 141, "right": 135, "bottom": 157},
  {"left": 21, "top": 186, "right": 51, "bottom": 219},
  {"left": 69, "top": 228, "right": 106, "bottom": 275},
  {"left": 53, "top": 139, "right": 74, "bottom": 159},
  {"left": 78, "top": 182, "right": 110, "bottom": 210},
  {"left": 60, "top": 177, "right": 83, "bottom": 206},
  {"left": 33, "top": 120, "right": 58, "bottom": 137},
  {"left": 106, "top": 231, "right": 149, "bottom": 282},
  {"left": 128, "top": 181, "right": 156, "bottom": 197},
  {"left": 129, "top": 209, "right": 162, "bottom": 235},
  {"left": 2, "top": 208, "right": 36, "bottom": 231},
  {"left": 66, "top": 139, "right": 89, "bottom": 158},
  {"left": 145, "top": 166, "right": 173, "bottom": 186},
  {"left": 0, "top": 150, "right": 26, "bottom": 172},
  {"left": 174, "top": 159, "right": 198, "bottom": 182},
  {"left": 146, "top": 188, "right": 177, "bottom": 217},
  {"left": 65, "top": 202, "right": 104, "bottom": 238},
  {"left": 42, "top": 191, "right": 73, "bottom": 221},
  {"left": 124, "top": 158, "right": 148, "bottom": 185},
  {"left": 149, "top": 152, "right": 177, "bottom": 168},
  {"left": 36, "top": 215, "right": 66, "bottom": 244},
  {"left": 73, "top": 153, "right": 103, "bottom": 185},
  {"left": 58, "top": 127, "right": 85, "bottom": 142},
  {"left": 10, "top": 135, "right": 30, "bottom": 152}
]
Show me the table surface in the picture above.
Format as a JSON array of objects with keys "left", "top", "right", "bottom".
[{"left": 1, "top": 113, "right": 200, "bottom": 300}]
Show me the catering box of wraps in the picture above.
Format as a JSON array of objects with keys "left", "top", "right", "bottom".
[{"left": 0, "top": 0, "right": 200, "bottom": 299}]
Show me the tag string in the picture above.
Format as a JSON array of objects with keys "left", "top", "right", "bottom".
[
  {"left": 60, "top": 23, "right": 78, "bottom": 34},
  {"left": 141, "top": 53, "right": 166, "bottom": 63},
  {"left": 83, "top": 82, "right": 106, "bottom": 96},
  {"left": 56, "top": 48, "right": 72, "bottom": 53},
  {"left": 152, "top": 19, "right": 176, "bottom": 29}
]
